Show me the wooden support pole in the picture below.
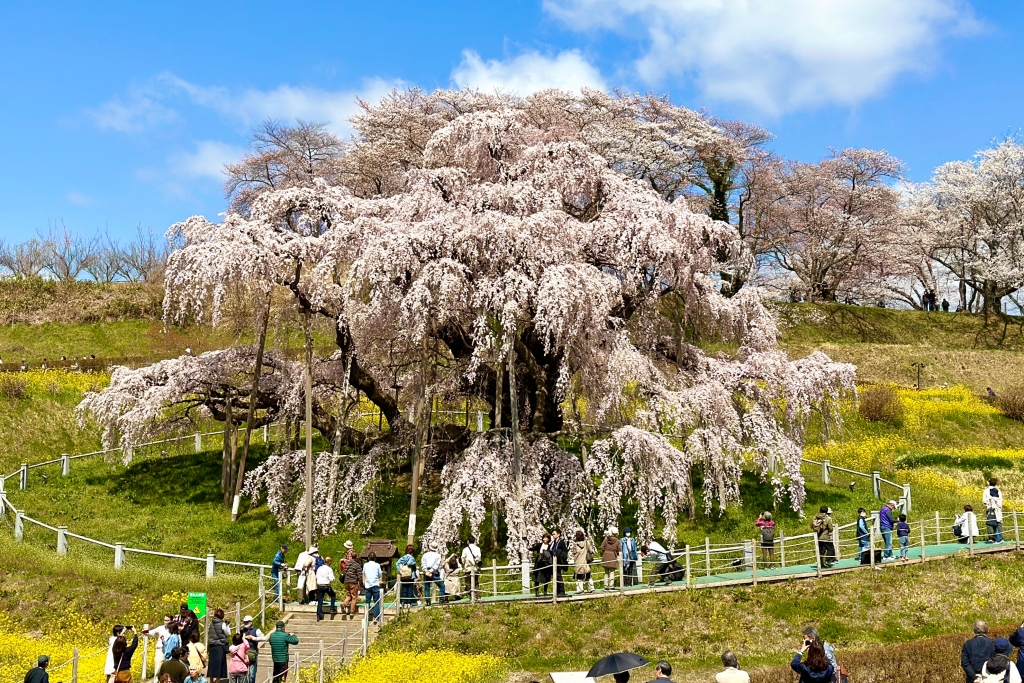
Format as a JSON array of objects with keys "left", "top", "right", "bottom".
[
  {"left": 751, "top": 539, "right": 758, "bottom": 586},
  {"left": 1014, "top": 510, "right": 1020, "bottom": 551},
  {"left": 319, "top": 640, "right": 325, "bottom": 683},
  {"left": 684, "top": 545, "right": 691, "bottom": 587},
  {"left": 704, "top": 538, "right": 711, "bottom": 577},
  {"left": 935, "top": 510, "right": 941, "bottom": 545},
  {"left": 551, "top": 555, "right": 558, "bottom": 605},
  {"left": 492, "top": 559, "right": 498, "bottom": 598},
  {"left": 618, "top": 553, "right": 625, "bottom": 595},
  {"left": 870, "top": 527, "right": 876, "bottom": 569},
  {"left": 814, "top": 536, "right": 822, "bottom": 577},
  {"left": 71, "top": 648, "right": 79, "bottom": 683},
  {"left": 780, "top": 533, "right": 786, "bottom": 568},
  {"left": 920, "top": 525, "right": 927, "bottom": 562}
]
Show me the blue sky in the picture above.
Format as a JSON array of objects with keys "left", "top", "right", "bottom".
[{"left": 1, "top": 0, "right": 1022, "bottom": 242}]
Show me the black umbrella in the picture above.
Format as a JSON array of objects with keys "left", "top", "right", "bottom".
[{"left": 587, "top": 652, "right": 650, "bottom": 678}]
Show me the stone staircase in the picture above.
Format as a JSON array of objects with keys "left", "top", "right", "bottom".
[{"left": 255, "top": 604, "right": 379, "bottom": 682}]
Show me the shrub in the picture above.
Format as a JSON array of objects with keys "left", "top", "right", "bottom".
[
  {"left": 858, "top": 386, "right": 903, "bottom": 423},
  {"left": 0, "top": 375, "right": 27, "bottom": 399},
  {"left": 996, "top": 387, "right": 1024, "bottom": 421}
]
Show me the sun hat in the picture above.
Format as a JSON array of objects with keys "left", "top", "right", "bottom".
[
  {"left": 344, "top": 540, "right": 353, "bottom": 549},
  {"left": 309, "top": 545, "right": 319, "bottom": 554},
  {"left": 243, "top": 615, "right": 253, "bottom": 623}
]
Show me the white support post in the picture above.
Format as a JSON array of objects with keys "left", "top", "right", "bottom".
[
  {"left": 20, "top": 463, "right": 27, "bottom": 490},
  {"left": 319, "top": 641, "right": 325, "bottom": 683},
  {"left": 0, "top": 475, "right": 4, "bottom": 493},
  {"left": 71, "top": 648, "right": 79, "bottom": 683},
  {"left": 920, "top": 525, "right": 927, "bottom": 562},
  {"left": 751, "top": 540, "right": 758, "bottom": 586},
  {"left": 822, "top": 459, "right": 831, "bottom": 485},
  {"left": 969, "top": 530, "right": 974, "bottom": 557},
  {"left": 767, "top": 453, "right": 776, "bottom": 473},
  {"left": 141, "top": 626, "right": 149, "bottom": 680},
  {"left": 903, "top": 484, "right": 912, "bottom": 513},
  {"left": 779, "top": 533, "right": 786, "bottom": 568},
  {"left": 1015, "top": 510, "right": 1021, "bottom": 551},
  {"left": 814, "top": 536, "right": 822, "bottom": 577},
  {"left": 259, "top": 570, "right": 266, "bottom": 628},
  {"left": 57, "top": 526, "right": 68, "bottom": 556},
  {"left": 14, "top": 510, "right": 24, "bottom": 542},
  {"left": 263, "top": 424, "right": 269, "bottom": 443},
  {"left": 195, "top": 432, "right": 202, "bottom": 452},
  {"left": 521, "top": 559, "right": 530, "bottom": 596},
  {"left": 832, "top": 525, "right": 841, "bottom": 561},
  {"left": 872, "top": 471, "right": 881, "bottom": 499},
  {"left": 552, "top": 555, "right": 558, "bottom": 605},
  {"left": 870, "top": 526, "right": 876, "bottom": 569},
  {"left": 704, "top": 537, "right": 711, "bottom": 576},
  {"left": 477, "top": 411, "right": 483, "bottom": 432},
  {"left": 114, "top": 543, "right": 125, "bottom": 569},
  {"left": 637, "top": 554, "right": 643, "bottom": 584},
  {"left": 492, "top": 559, "right": 498, "bottom": 598},
  {"left": 684, "top": 545, "right": 691, "bottom": 587},
  {"left": 207, "top": 554, "right": 216, "bottom": 578},
  {"left": 61, "top": 454, "right": 70, "bottom": 476},
  {"left": 935, "top": 510, "right": 941, "bottom": 545}
]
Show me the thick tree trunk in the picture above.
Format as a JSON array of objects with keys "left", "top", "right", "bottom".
[{"left": 231, "top": 291, "right": 272, "bottom": 520}]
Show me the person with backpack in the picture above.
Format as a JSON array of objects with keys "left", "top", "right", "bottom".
[
  {"left": 879, "top": 501, "right": 898, "bottom": 561},
  {"left": 396, "top": 544, "right": 418, "bottom": 606},
  {"left": 812, "top": 507, "right": 835, "bottom": 569},
  {"left": 342, "top": 548, "right": 363, "bottom": 616},
  {"left": 460, "top": 536, "right": 482, "bottom": 599},
  {"left": 980, "top": 638, "right": 1022, "bottom": 682},
  {"left": 572, "top": 529, "right": 597, "bottom": 593},
  {"left": 756, "top": 512, "right": 776, "bottom": 564},
  {"left": 239, "top": 616, "right": 264, "bottom": 683},
  {"left": 534, "top": 533, "right": 553, "bottom": 596},
  {"left": 984, "top": 478, "right": 1005, "bottom": 543},
  {"left": 420, "top": 542, "right": 446, "bottom": 605},
  {"left": 621, "top": 527, "right": 639, "bottom": 586}
]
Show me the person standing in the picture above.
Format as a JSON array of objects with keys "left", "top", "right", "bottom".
[
  {"left": 293, "top": 547, "right": 316, "bottom": 604},
  {"left": 1008, "top": 619, "right": 1024, "bottom": 680},
  {"left": 157, "top": 648, "right": 190, "bottom": 683},
  {"left": 620, "top": 527, "right": 639, "bottom": 586},
  {"left": 271, "top": 545, "right": 289, "bottom": 600},
  {"left": 856, "top": 508, "right": 870, "bottom": 562},
  {"left": 534, "top": 533, "right": 553, "bottom": 596},
  {"left": 715, "top": 651, "right": 749, "bottom": 683},
  {"left": 984, "top": 478, "right": 1005, "bottom": 543},
  {"left": 962, "top": 620, "right": 995, "bottom": 683},
  {"left": 184, "top": 665, "right": 208, "bottom": 683},
  {"left": 24, "top": 656, "right": 50, "bottom": 683},
  {"left": 207, "top": 609, "right": 231, "bottom": 683},
  {"left": 362, "top": 552, "right": 383, "bottom": 623},
  {"left": 549, "top": 530, "right": 569, "bottom": 596},
  {"left": 599, "top": 526, "right": 622, "bottom": 590},
  {"left": 982, "top": 638, "right": 1022, "bottom": 683},
  {"left": 812, "top": 507, "right": 835, "bottom": 569},
  {"left": 396, "top": 544, "right": 419, "bottom": 606},
  {"left": 105, "top": 625, "right": 126, "bottom": 680},
  {"left": 111, "top": 630, "right": 141, "bottom": 682},
  {"left": 571, "top": 529, "right": 596, "bottom": 594},
  {"left": 239, "top": 616, "right": 265, "bottom": 683},
  {"left": 315, "top": 555, "right": 338, "bottom": 621},
  {"left": 163, "top": 624, "right": 182, "bottom": 666},
  {"left": 879, "top": 501, "right": 897, "bottom": 561},
  {"left": 896, "top": 514, "right": 911, "bottom": 561},
  {"left": 460, "top": 536, "right": 482, "bottom": 599},
  {"left": 175, "top": 605, "right": 199, "bottom": 646},
  {"left": 420, "top": 542, "right": 446, "bottom": 605},
  {"left": 149, "top": 615, "right": 173, "bottom": 674},
  {"left": 186, "top": 632, "right": 208, "bottom": 676},
  {"left": 226, "top": 634, "right": 249, "bottom": 683},
  {"left": 342, "top": 550, "right": 363, "bottom": 616},
  {"left": 267, "top": 621, "right": 299, "bottom": 683},
  {"left": 756, "top": 512, "right": 776, "bottom": 564}
]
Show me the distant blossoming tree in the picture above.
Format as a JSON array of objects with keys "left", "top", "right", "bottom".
[{"left": 79, "top": 88, "right": 855, "bottom": 558}]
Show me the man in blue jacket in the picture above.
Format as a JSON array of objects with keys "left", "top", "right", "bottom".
[
  {"left": 879, "top": 501, "right": 897, "bottom": 561},
  {"left": 1008, "top": 620, "right": 1024, "bottom": 680},
  {"left": 961, "top": 620, "right": 994, "bottom": 683},
  {"left": 272, "top": 544, "right": 289, "bottom": 599}
]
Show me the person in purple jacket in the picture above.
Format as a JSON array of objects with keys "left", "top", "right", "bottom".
[{"left": 879, "top": 501, "right": 898, "bottom": 561}]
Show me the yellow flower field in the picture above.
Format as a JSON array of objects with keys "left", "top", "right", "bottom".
[{"left": 329, "top": 650, "right": 503, "bottom": 683}]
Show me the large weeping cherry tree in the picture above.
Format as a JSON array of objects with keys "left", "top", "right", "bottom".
[{"left": 79, "top": 88, "right": 855, "bottom": 558}]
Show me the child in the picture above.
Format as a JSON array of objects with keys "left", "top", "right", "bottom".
[{"left": 896, "top": 513, "right": 911, "bottom": 561}]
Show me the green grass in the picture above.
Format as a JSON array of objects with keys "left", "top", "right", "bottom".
[{"left": 373, "top": 550, "right": 1024, "bottom": 679}]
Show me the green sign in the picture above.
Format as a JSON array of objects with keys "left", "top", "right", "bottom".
[{"left": 188, "top": 592, "right": 207, "bottom": 619}]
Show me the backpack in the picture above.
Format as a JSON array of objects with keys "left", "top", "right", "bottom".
[
  {"left": 760, "top": 525, "right": 775, "bottom": 544},
  {"left": 398, "top": 561, "right": 414, "bottom": 579}
]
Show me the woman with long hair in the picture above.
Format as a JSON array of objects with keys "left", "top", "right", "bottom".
[
  {"left": 111, "top": 628, "right": 140, "bottom": 683},
  {"left": 790, "top": 637, "right": 834, "bottom": 683},
  {"left": 571, "top": 529, "right": 596, "bottom": 594}
]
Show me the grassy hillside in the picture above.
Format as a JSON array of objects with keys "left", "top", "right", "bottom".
[
  {"left": 779, "top": 303, "right": 1024, "bottom": 391},
  {"left": 375, "top": 550, "right": 1024, "bottom": 680}
]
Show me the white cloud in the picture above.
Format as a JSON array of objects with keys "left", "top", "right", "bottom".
[
  {"left": 65, "top": 191, "right": 95, "bottom": 206},
  {"left": 451, "top": 49, "right": 606, "bottom": 93},
  {"left": 91, "top": 74, "right": 403, "bottom": 136},
  {"left": 544, "top": 0, "right": 980, "bottom": 114},
  {"left": 88, "top": 88, "right": 179, "bottom": 132},
  {"left": 170, "top": 140, "right": 246, "bottom": 180}
]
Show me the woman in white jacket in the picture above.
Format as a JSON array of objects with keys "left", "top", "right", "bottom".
[
  {"left": 955, "top": 504, "right": 980, "bottom": 543},
  {"left": 983, "top": 478, "right": 1005, "bottom": 543}
]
